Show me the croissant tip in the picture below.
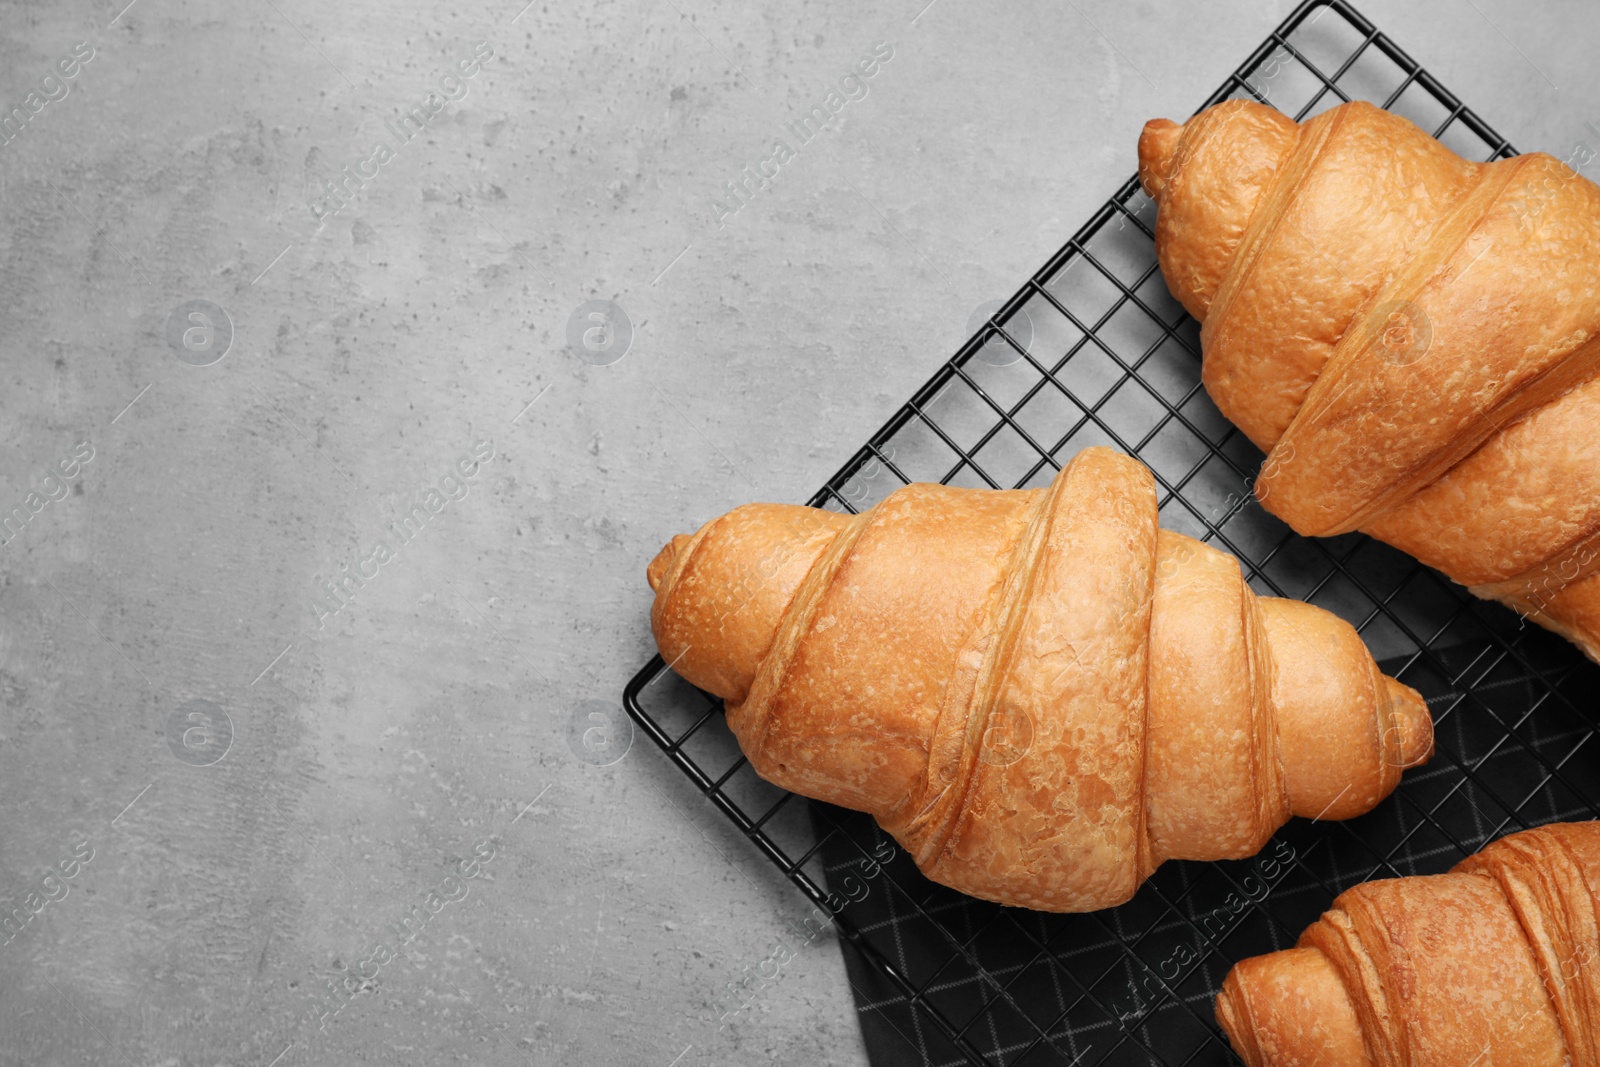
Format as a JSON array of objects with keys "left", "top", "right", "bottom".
[
  {"left": 1217, "top": 948, "right": 1368, "bottom": 1067},
  {"left": 1215, "top": 970, "right": 1262, "bottom": 1067},
  {"left": 1138, "top": 118, "right": 1183, "bottom": 200},
  {"left": 647, "top": 533, "right": 691, "bottom": 592},
  {"left": 1385, "top": 677, "right": 1434, "bottom": 770}
]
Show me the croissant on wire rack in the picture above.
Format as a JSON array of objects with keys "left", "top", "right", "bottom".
[
  {"left": 1219, "top": 819, "right": 1600, "bottom": 1067},
  {"left": 1138, "top": 98, "right": 1600, "bottom": 661},
  {"left": 646, "top": 446, "right": 1432, "bottom": 912}
]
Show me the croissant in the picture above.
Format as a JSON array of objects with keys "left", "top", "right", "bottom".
[
  {"left": 646, "top": 446, "right": 1432, "bottom": 912},
  {"left": 1218, "top": 819, "right": 1600, "bottom": 1067},
  {"left": 1138, "top": 99, "right": 1600, "bottom": 661}
]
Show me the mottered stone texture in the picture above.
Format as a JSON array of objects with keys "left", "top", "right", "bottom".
[{"left": 0, "top": 0, "right": 1595, "bottom": 1064}]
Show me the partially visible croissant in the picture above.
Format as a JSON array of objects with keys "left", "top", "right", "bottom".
[
  {"left": 1139, "top": 99, "right": 1600, "bottom": 660},
  {"left": 1218, "top": 820, "right": 1600, "bottom": 1067},
  {"left": 646, "top": 447, "right": 1432, "bottom": 912}
]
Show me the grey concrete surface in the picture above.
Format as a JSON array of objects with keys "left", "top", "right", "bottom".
[{"left": 0, "top": 0, "right": 1595, "bottom": 1064}]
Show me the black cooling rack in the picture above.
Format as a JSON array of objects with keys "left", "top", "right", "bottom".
[{"left": 623, "top": 2, "right": 1600, "bottom": 1064}]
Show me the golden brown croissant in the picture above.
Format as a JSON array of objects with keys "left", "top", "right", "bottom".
[
  {"left": 1138, "top": 99, "right": 1600, "bottom": 661},
  {"left": 1218, "top": 819, "right": 1600, "bottom": 1067},
  {"left": 646, "top": 446, "right": 1432, "bottom": 912}
]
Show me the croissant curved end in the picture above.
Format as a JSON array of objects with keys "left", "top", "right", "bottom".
[
  {"left": 1385, "top": 677, "right": 1433, "bottom": 770},
  {"left": 1216, "top": 948, "right": 1373, "bottom": 1067},
  {"left": 1138, "top": 117, "right": 1183, "bottom": 201},
  {"left": 1213, "top": 970, "right": 1261, "bottom": 1066},
  {"left": 647, "top": 533, "right": 691, "bottom": 592}
]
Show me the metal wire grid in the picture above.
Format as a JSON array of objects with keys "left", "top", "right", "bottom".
[{"left": 623, "top": 2, "right": 1600, "bottom": 1064}]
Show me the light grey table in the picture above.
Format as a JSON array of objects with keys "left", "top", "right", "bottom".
[{"left": 0, "top": 0, "right": 1595, "bottom": 1063}]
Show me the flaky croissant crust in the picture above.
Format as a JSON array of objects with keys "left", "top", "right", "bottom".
[
  {"left": 1140, "top": 99, "right": 1600, "bottom": 661},
  {"left": 1219, "top": 820, "right": 1600, "bottom": 1067},
  {"left": 648, "top": 447, "right": 1430, "bottom": 912}
]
